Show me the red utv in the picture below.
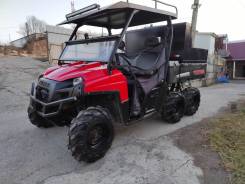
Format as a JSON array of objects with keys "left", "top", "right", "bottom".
[{"left": 28, "top": 1, "right": 208, "bottom": 162}]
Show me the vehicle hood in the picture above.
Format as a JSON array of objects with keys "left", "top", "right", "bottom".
[{"left": 43, "top": 62, "right": 108, "bottom": 82}]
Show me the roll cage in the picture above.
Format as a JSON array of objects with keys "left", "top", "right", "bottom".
[{"left": 58, "top": 1, "right": 178, "bottom": 72}]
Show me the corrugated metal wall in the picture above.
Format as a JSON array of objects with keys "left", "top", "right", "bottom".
[{"left": 46, "top": 25, "right": 99, "bottom": 64}]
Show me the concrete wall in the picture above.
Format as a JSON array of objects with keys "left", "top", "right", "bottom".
[
  {"left": 46, "top": 26, "right": 73, "bottom": 64},
  {"left": 46, "top": 25, "right": 101, "bottom": 64},
  {"left": 46, "top": 25, "right": 74, "bottom": 45},
  {"left": 46, "top": 25, "right": 92, "bottom": 64}
]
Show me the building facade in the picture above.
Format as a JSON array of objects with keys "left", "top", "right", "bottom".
[
  {"left": 10, "top": 25, "right": 99, "bottom": 63},
  {"left": 227, "top": 41, "right": 245, "bottom": 79},
  {"left": 194, "top": 32, "right": 228, "bottom": 85}
]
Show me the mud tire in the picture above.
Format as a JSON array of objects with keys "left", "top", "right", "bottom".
[
  {"left": 182, "top": 87, "right": 200, "bottom": 116},
  {"left": 161, "top": 92, "right": 185, "bottom": 124},
  {"left": 27, "top": 107, "right": 54, "bottom": 128},
  {"left": 68, "top": 107, "right": 114, "bottom": 163}
]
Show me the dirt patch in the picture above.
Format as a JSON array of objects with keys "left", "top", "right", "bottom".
[{"left": 170, "top": 101, "right": 245, "bottom": 184}]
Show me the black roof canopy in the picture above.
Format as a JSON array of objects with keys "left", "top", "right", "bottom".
[{"left": 59, "top": 1, "right": 177, "bottom": 29}]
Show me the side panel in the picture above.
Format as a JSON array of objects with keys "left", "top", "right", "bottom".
[
  {"left": 84, "top": 69, "right": 129, "bottom": 103},
  {"left": 42, "top": 62, "right": 129, "bottom": 103},
  {"left": 83, "top": 92, "right": 130, "bottom": 124}
]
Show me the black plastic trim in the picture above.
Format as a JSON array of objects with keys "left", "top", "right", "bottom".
[
  {"left": 30, "top": 96, "right": 77, "bottom": 118},
  {"left": 84, "top": 91, "right": 129, "bottom": 124}
]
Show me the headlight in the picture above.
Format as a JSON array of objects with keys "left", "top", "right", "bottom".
[{"left": 73, "top": 77, "right": 83, "bottom": 86}]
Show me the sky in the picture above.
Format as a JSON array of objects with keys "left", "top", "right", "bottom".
[{"left": 1, "top": 0, "right": 245, "bottom": 43}]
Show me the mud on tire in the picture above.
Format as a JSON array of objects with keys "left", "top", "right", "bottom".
[
  {"left": 182, "top": 87, "right": 200, "bottom": 116},
  {"left": 27, "top": 107, "right": 54, "bottom": 128},
  {"left": 161, "top": 92, "right": 185, "bottom": 124},
  {"left": 68, "top": 107, "right": 114, "bottom": 163}
]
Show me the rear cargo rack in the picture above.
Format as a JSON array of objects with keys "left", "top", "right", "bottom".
[{"left": 126, "top": 0, "right": 178, "bottom": 17}]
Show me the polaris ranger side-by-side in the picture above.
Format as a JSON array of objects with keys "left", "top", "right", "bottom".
[{"left": 28, "top": 1, "right": 208, "bottom": 162}]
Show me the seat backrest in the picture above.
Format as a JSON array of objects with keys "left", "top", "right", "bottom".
[
  {"left": 134, "top": 37, "right": 161, "bottom": 70},
  {"left": 125, "top": 23, "right": 192, "bottom": 56},
  {"left": 125, "top": 26, "right": 166, "bottom": 57},
  {"left": 135, "top": 52, "right": 159, "bottom": 70}
]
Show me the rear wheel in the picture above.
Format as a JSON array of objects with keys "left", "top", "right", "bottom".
[
  {"left": 27, "top": 107, "right": 54, "bottom": 128},
  {"left": 182, "top": 87, "right": 200, "bottom": 116},
  {"left": 68, "top": 107, "right": 114, "bottom": 163},
  {"left": 161, "top": 92, "right": 185, "bottom": 123}
]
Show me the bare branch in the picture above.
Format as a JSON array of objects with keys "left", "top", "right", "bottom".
[{"left": 18, "top": 16, "right": 47, "bottom": 37}]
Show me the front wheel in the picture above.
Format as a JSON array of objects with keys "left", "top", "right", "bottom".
[
  {"left": 27, "top": 107, "right": 54, "bottom": 128},
  {"left": 68, "top": 107, "right": 114, "bottom": 163}
]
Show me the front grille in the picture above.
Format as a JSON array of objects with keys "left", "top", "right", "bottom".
[
  {"left": 53, "top": 91, "right": 70, "bottom": 101},
  {"left": 35, "top": 78, "right": 76, "bottom": 103},
  {"left": 46, "top": 105, "right": 59, "bottom": 114},
  {"left": 36, "top": 86, "right": 49, "bottom": 103}
]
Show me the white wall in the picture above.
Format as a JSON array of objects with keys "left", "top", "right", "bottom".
[
  {"left": 193, "top": 33, "right": 218, "bottom": 86},
  {"left": 194, "top": 33, "right": 216, "bottom": 55}
]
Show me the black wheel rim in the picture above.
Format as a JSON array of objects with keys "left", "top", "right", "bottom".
[{"left": 88, "top": 124, "right": 109, "bottom": 148}]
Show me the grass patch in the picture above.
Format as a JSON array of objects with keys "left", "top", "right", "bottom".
[{"left": 209, "top": 108, "right": 245, "bottom": 184}]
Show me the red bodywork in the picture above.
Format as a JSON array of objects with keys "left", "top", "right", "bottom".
[{"left": 43, "top": 62, "right": 129, "bottom": 103}]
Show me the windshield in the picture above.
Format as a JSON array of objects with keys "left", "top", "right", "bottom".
[{"left": 60, "top": 40, "right": 116, "bottom": 62}]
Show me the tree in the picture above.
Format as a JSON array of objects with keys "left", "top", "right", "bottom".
[{"left": 18, "top": 16, "right": 47, "bottom": 37}]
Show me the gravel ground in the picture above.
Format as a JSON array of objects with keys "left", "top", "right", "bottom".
[{"left": 0, "top": 56, "right": 245, "bottom": 184}]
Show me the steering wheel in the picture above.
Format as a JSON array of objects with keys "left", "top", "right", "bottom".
[{"left": 114, "top": 53, "right": 137, "bottom": 79}]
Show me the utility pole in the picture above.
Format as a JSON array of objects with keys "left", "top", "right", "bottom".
[
  {"left": 191, "top": 0, "right": 200, "bottom": 47},
  {"left": 70, "top": 0, "right": 76, "bottom": 30},
  {"left": 71, "top": 0, "right": 75, "bottom": 12}
]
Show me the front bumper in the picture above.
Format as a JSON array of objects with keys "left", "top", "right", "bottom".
[
  {"left": 29, "top": 78, "right": 82, "bottom": 118},
  {"left": 29, "top": 95, "right": 77, "bottom": 118}
]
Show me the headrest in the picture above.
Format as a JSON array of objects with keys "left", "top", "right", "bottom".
[{"left": 144, "top": 37, "right": 161, "bottom": 47}]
